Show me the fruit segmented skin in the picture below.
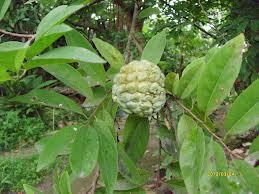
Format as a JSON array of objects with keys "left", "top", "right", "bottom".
[{"left": 112, "top": 60, "right": 166, "bottom": 117}]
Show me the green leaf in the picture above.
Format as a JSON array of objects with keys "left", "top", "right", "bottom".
[
  {"left": 139, "top": 7, "right": 160, "bottom": 19},
  {"left": 66, "top": 30, "right": 106, "bottom": 85},
  {"left": 95, "top": 118, "right": 118, "bottom": 194},
  {"left": 197, "top": 34, "right": 245, "bottom": 115},
  {"left": 83, "top": 86, "right": 107, "bottom": 107},
  {"left": 165, "top": 72, "right": 179, "bottom": 95},
  {"left": 179, "top": 127, "right": 205, "bottom": 194},
  {"left": 36, "top": 4, "right": 84, "bottom": 39},
  {"left": 0, "top": 0, "right": 11, "bottom": 20},
  {"left": 118, "top": 145, "right": 148, "bottom": 186},
  {"left": 86, "top": 94, "right": 116, "bottom": 125},
  {"left": 199, "top": 139, "right": 231, "bottom": 194},
  {"left": 114, "top": 178, "right": 140, "bottom": 191},
  {"left": 123, "top": 115, "right": 150, "bottom": 162},
  {"left": 23, "top": 184, "right": 43, "bottom": 194},
  {"left": 173, "top": 75, "right": 179, "bottom": 95},
  {"left": 166, "top": 179, "right": 187, "bottom": 194},
  {"left": 232, "top": 160, "right": 259, "bottom": 194},
  {"left": 24, "top": 46, "right": 106, "bottom": 69},
  {"left": 65, "top": 29, "right": 95, "bottom": 52},
  {"left": 0, "top": 67, "right": 11, "bottom": 83},
  {"left": 35, "top": 80, "right": 57, "bottom": 89},
  {"left": 59, "top": 171, "right": 72, "bottom": 194},
  {"left": 43, "top": 63, "right": 93, "bottom": 99},
  {"left": 96, "top": 110, "right": 116, "bottom": 137},
  {"left": 36, "top": 125, "right": 81, "bottom": 171},
  {"left": 96, "top": 187, "right": 146, "bottom": 194},
  {"left": 177, "top": 58, "right": 204, "bottom": 99},
  {"left": 0, "top": 41, "right": 28, "bottom": 72},
  {"left": 177, "top": 114, "right": 198, "bottom": 146},
  {"left": 225, "top": 79, "right": 259, "bottom": 135},
  {"left": 249, "top": 136, "right": 259, "bottom": 154},
  {"left": 70, "top": 126, "right": 99, "bottom": 177},
  {"left": 10, "top": 89, "right": 84, "bottom": 115},
  {"left": 157, "top": 125, "right": 178, "bottom": 157},
  {"left": 26, "top": 24, "right": 72, "bottom": 59},
  {"left": 72, "top": 0, "right": 92, "bottom": 5},
  {"left": 81, "top": 63, "right": 106, "bottom": 86},
  {"left": 248, "top": 151, "right": 259, "bottom": 162},
  {"left": 141, "top": 31, "right": 166, "bottom": 65},
  {"left": 93, "top": 38, "right": 124, "bottom": 72}
]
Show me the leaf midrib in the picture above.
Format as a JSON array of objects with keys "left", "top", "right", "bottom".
[{"left": 205, "top": 49, "right": 239, "bottom": 115}]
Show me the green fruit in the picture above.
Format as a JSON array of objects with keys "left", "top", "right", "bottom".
[{"left": 112, "top": 60, "right": 166, "bottom": 117}]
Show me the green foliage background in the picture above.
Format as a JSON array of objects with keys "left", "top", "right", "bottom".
[
  {"left": 0, "top": 110, "right": 46, "bottom": 151},
  {"left": 0, "top": 0, "right": 258, "bottom": 193},
  {"left": 1, "top": 0, "right": 257, "bottom": 87}
]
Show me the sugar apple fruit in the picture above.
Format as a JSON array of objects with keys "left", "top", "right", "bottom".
[{"left": 112, "top": 60, "right": 166, "bottom": 117}]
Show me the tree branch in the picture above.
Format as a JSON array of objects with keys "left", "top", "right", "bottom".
[
  {"left": 191, "top": 22, "right": 217, "bottom": 39},
  {"left": 125, "top": 2, "right": 140, "bottom": 64},
  {"left": 160, "top": 0, "right": 217, "bottom": 39},
  {"left": 0, "top": 29, "right": 35, "bottom": 38},
  {"left": 174, "top": 98, "right": 244, "bottom": 159}
]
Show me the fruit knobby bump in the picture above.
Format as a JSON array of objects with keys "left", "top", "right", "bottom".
[{"left": 112, "top": 60, "right": 166, "bottom": 117}]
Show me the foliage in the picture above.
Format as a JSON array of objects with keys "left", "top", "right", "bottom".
[
  {"left": 0, "top": 0, "right": 257, "bottom": 88},
  {"left": 0, "top": 0, "right": 11, "bottom": 20},
  {"left": 0, "top": 1, "right": 258, "bottom": 194},
  {"left": 218, "top": 0, "right": 259, "bottom": 89},
  {"left": 0, "top": 155, "right": 65, "bottom": 193},
  {"left": 40, "top": 107, "right": 86, "bottom": 129},
  {"left": 0, "top": 1, "right": 43, "bottom": 36},
  {"left": 0, "top": 156, "right": 46, "bottom": 192},
  {"left": 0, "top": 74, "right": 56, "bottom": 118},
  {"left": 0, "top": 110, "right": 46, "bottom": 152},
  {"left": 0, "top": 75, "right": 56, "bottom": 97}
]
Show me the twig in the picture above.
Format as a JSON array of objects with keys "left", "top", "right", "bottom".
[
  {"left": 0, "top": 29, "right": 35, "bottom": 38},
  {"left": 192, "top": 22, "right": 217, "bottom": 39},
  {"left": 174, "top": 98, "right": 244, "bottom": 160},
  {"left": 125, "top": 2, "right": 140, "bottom": 64},
  {"left": 160, "top": 0, "right": 217, "bottom": 39},
  {"left": 26, "top": 35, "right": 36, "bottom": 44}
]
